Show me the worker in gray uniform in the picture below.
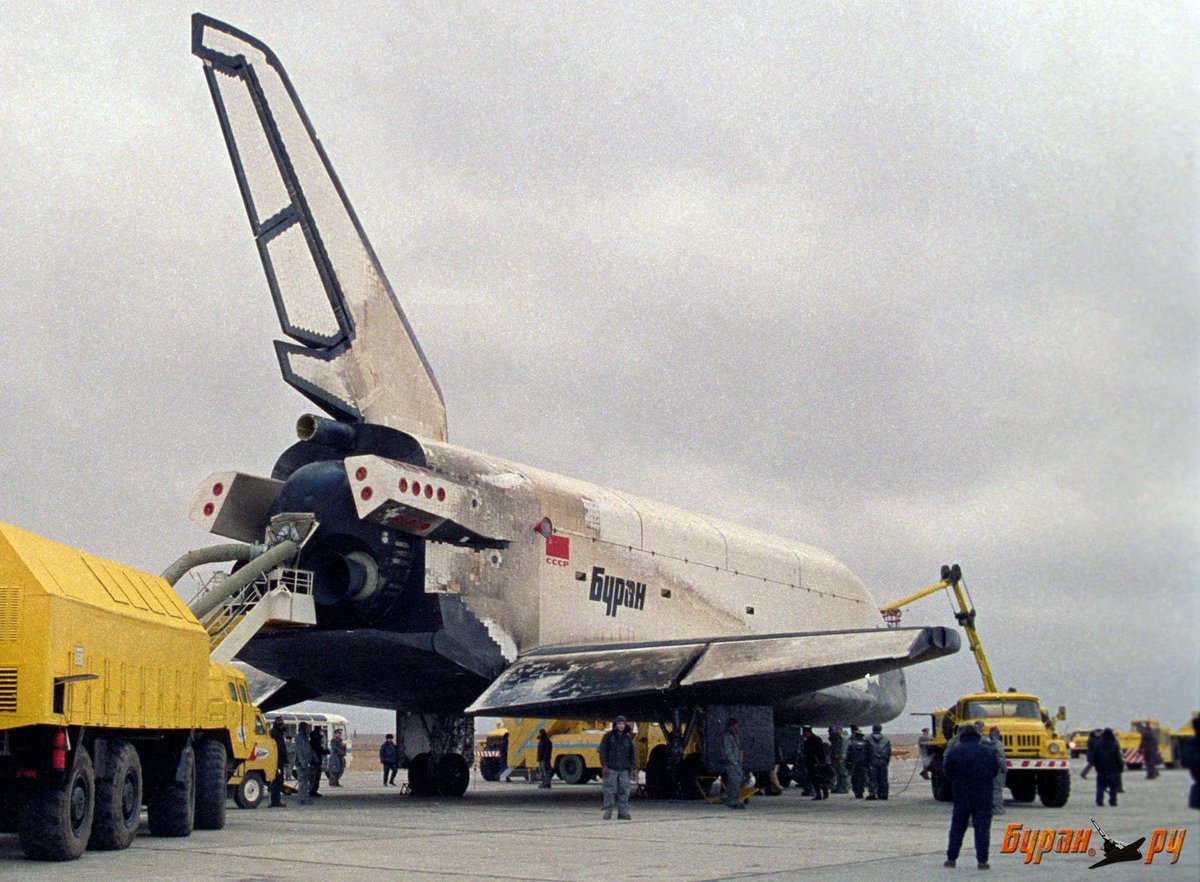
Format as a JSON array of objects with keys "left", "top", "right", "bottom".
[
  {"left": 723, "top": 717, "right": 746, "bottom": 809},
  {"left": 865, "top": 724, "right": 892, "bottom": 800},
  {"left": 829, "top": 726, "right": 850, "bottom": 794},
  {"left": 986, "top": 725, "right": 1007, "bottom": 814}
]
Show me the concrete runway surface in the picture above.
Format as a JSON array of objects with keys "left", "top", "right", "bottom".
[{"left": 1, "top": 762, "right": 1194, "bottom": 881}]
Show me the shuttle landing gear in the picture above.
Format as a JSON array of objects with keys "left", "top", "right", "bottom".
[{"left": 397, "top": 712, "right": 473, "bottom": 797}]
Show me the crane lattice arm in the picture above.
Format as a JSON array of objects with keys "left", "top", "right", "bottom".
[{"left": 880, "top": 564, "right": 998, "bottom": 693}]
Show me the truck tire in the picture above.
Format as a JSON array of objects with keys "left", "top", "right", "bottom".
[
  {"left": 437, "top": 754, "right": 470, "bottom": 797},
  {"left": 1037, "top": 770, "right": 1070, "bottom": 807},
  {"left": 556, "top": 754, "right": 586, "bottom": 785},
  {"left": 931, "top": 760, "right": 953, "bottom": 802},
  {"left": 233, "top": 772, "right": 266, "bottom": 809},
  {"left": 17, "top": 745, "right": 94, "bottom": 861},
  {"left": 194, "top": 739, "right": 228, "bottom": 830},
  {"left": 89, "top": 740, "right": 142, "bottom": 851},
  {"left": 1009, "top": 772, "right": 1037, "bottom": 803},
  {"left": 147, "top": 744, "right": 194, "bottom": 837},
  {"left": 479, "top": 756, "right": 504, "bottom": 781}
]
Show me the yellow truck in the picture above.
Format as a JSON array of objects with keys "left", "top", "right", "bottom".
[
  {"left": 0, "top": 522, "right": 276, "bottom": 861},
  {"left": 884, "top": 566, "right": 1071, "bottom": 807},
  {"left": 919, "top": 693, "right": 1070, "bottom": 806}
]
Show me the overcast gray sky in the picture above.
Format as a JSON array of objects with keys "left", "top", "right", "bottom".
[{"left": 1, "top": 2, "right": 1196, "bottom": 735}]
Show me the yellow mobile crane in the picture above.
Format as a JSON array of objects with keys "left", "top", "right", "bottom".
[{"left": 882, "top": 565, "right": 1070, "bottom": 807}]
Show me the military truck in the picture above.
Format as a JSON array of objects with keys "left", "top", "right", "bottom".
[
  {"left": 920, "top": 692, "right": 1070, "bottom": 806},
  {"left": 0, "top": 522, "right": 276, "bottom": 861},
  {"left": 883, "top": 566, "right": 1070, "bottom": 808}
]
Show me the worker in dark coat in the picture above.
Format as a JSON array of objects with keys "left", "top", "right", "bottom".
[
  {"left": 379, "top": 733, "right": 399, "bottom": 786},
  {"left": 846, "top": 727, "right": 869, "bottom": 798},
  {"left": 308, "top": 728, "right": 329, "bottom": 797},
  {"left": 865, "top": 724, "right": 891, "bottom": 800},
  {"left": 1080, "top": 728, "right": 1102, "bottom": 778},
  {"left": 1139, "top": 724, "right": 1161, "bottom": 779},
  {"left": 268, "top": 717, "right": 288, "bottom": 807},
  {"left": 294, "top": 722, "right": 316, "bottom": 805},
  {"left": 598, "top": 716, "right": 636, "bottom": 819},
  {"left": 1181, "top": 714, "right": 1199, "bottom": 810},
  {"left": 536, "top": 728, "right": 553, "bottom": 789},
  {"left": 1093, "top": 728, "right": 1124, "bottom": 807},
  {"left": 802, "top": 727, "right": 830, "bottom": 800},
  {"left": 721, "top": 717, "right": 746, "bottom": 809},
  {"left": 942, "top": 724, "right": 1004, "bottom": 869}
]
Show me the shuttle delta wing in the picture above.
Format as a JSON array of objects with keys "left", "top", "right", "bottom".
[
  {"left": 192, "top": 14, "right": 447, "bottom": 441},
  {"left": 466, "top": 626, "right": 960, "bottom": 719}
]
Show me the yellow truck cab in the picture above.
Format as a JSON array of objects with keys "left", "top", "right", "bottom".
[
  {"left": 0, "top": 522, "right": 275, "bottom": 861},
  {"left": 920, "top": 691, "right": 1070, "bottom": 807}
]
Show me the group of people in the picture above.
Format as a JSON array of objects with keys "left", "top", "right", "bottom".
[
  {"left": 267, "top": 720, "right": 348, "bottom": 808},
  {"left": 792, "top": 724, "right": 893, "bottom": 801}
]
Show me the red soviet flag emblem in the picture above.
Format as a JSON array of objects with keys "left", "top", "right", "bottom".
[{"left": 545, "top": 533, "right": 570, "bottom": 561}]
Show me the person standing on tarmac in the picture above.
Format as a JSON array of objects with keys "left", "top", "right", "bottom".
[
  {"left": 379, "top": 734, "right": 399, "bottom": 786},
  {"left": 1080, "top": 728, "right": 1102, "bottom": 779},
  {"left": 328, "top": 729, "right": 347, "bottom": 787},
  {"left": 1139, "top": 724, "right": 1161, "bottom": 779},
  {"left": 1093, "top": 728, "right": 1124, "bottom": 807},
  {"left": 943, "top": 724, "right": 1004, "bottom": 870},
  {"left": 294, "top": 721, "right": 316, "bottom": 805},
  {"left": 536, "top": 728, "right": 553, "bottom": 789},
  {"left": 865, "top": 724, "right": 891, "bottom": 800},
  {"left": 599, "top": 716, "right": 636, "bottom": 819},
  {"left": 722, "top": 717, "right": 747, "bottom": 809},
  {"left": 802, "top": 727, "right": 830, "bottom": 800},
  {"left": 308, "top": 727, "right": 328, "bottom": 797},
  {"left": 985, "top": 725, "right": 1007, "bottom": 814},
  {"left": 269, "top": 717, "right": 288, "bottom": 808},
  {"left": 829, "top": 726, "right": 850, "bottom": 794},
  {"left": 846, "top": 727, "right": 869, "bottom": 798}
]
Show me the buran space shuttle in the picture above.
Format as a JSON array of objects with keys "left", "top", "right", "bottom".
[{"left": 187, "top": 14, "right": 958, "bottom": 796}]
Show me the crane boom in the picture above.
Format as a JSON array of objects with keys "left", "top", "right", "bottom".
[{"left": 881, "top": 564, "right": 998, "bottom": 693}]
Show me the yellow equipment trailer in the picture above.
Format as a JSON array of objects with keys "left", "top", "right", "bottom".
[{"left": 0, "top": 522, "right": 275, "bottom": 861}]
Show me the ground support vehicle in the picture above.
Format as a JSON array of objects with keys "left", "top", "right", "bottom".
[
  {"left": 485, "top": 717, "right": 666, "bottom": 785},
  {"left": 483, "top": 714, "right": 763, "bottom": 801},
  {"left": 1115, "top": 719, "right": 1175, "bottom": 769},
  {"left": 883, "top": 566, "right": 1071, "bottom": 807},
  {"left": 0, "top": 522, "right": 277, "bottom": 860}
]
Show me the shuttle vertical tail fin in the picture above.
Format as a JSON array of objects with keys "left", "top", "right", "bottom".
[{"left": 191, "top": 14, "right": 447, "bottom": 441}]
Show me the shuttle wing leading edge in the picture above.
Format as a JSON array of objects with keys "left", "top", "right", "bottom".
[
  {"left": 192, "top": 14, "right": 448, "bottom": 441},
  {"left": 466, "top": 626, "right": 960, "bottom": 719}
]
